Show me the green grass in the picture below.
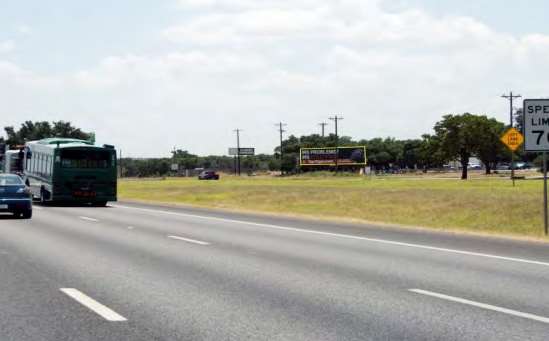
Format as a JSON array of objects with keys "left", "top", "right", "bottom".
[{"left": 118, "top": 175, "right": 549, "bottom": 239}]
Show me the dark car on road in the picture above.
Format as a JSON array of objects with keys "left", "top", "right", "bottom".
[
  {"left": 0, "top": 174, "right": 32, "bottom": 219},
  {"left": 198, "top": 170, "right": 220, "bottom": 180}
]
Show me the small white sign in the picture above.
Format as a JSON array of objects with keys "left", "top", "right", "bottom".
[{"left": 524, "top": 99, "right": 549, "bottom": 151}]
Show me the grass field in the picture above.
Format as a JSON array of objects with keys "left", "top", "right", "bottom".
[{"left": 118, "top": 175, "right": 549, "bottom": 239}]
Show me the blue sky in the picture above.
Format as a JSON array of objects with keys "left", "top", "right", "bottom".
[
  {"left": 0, "top": 0, "right": 178, "bottom": 73},
  {"left": 1, "top": 0, "right": 549, "bottom": 156}
]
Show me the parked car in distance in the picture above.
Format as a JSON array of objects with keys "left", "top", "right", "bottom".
[
  {"left": 514, "top": 162, "right": 533, "bottom": 170},
  {"left": 198, "top": 170, "right": 220, "bottom": 180},
  {"left": 496, "top": 163, "right": 510, "bottom": 170},
  {"left": 0, "top": 174, "right": 32, "bottom": 219}
]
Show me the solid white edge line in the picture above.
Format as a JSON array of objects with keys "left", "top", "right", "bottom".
[
  {"left": 112, "top": 204, "right": 549, "bottom": 268},
  {"left": 168, "top": 235, "right": 210, "bottom": 245},
  {"left": 60, "top": 288, "right": 127, "bottom": 322},
  {"left": 79, "top": 216, "right": 99, "bottom": 222},
  {"left": 409, "top": 289, "right": 549, "bottom": 324}
]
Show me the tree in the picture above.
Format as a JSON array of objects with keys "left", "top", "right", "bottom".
[
  {"left": 417, "top": 134, "right": 444, "bottom": 170},
  {"left": 402, "top": 139, "right": 423, "bottom": 169},
  {"left": 4, "top": 120, "right": 91, "bottom": 147},
  {"left": 514, "top": 108, "right": 524, "bottom": 134},
  {"left": 474, "top": 116, "right": 506, "bottom": 174},
  {"left": 433, "top": 113, "right": 505, "bottom": 179},
  {"left": 51, "top": 121, "right": 90, "bottom": 140},
  {"left": 434, "top": 114, "right": 477, "bottom": 179}
]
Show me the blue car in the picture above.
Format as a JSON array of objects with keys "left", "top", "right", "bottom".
[{"left": 0, "top": 174, "right": 32, "bottom": 219}]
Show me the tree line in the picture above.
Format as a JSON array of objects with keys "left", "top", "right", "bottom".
[{"left": 1, "top": 113, "right": 537, "bottom": 179}]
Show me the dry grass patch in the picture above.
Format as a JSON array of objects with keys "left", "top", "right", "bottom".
[{"left": 119, "top": 175, "right": 548, "bottom": 238}]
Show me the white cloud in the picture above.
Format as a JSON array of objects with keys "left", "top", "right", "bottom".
[
  {"left": 0, "top": 40, "right": 15, "bottom": 53},
  {"left": 15, "top": 25, "right": 32, "bottom": 35},
  {"left": 2, "top": 0, "right": 549, "bottom": 156}
]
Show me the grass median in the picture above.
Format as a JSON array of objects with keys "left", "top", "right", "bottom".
[{"left": 118, "top": 175, "right": 549, "bottom": 239}]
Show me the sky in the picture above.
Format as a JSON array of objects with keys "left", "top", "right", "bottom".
[{"left": 1, "top": 0, "right": 549, "bottom": 157}]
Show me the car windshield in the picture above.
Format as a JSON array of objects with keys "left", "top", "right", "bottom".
[{"left": 0, "top": 175, "right": 23, "bottom": 186}]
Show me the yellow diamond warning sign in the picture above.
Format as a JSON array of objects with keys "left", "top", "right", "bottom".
[{"left": 500, "top": 127, "right": 524, "bottom": 151}]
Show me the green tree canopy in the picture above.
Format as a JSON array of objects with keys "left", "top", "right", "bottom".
[
  {"left": 4, "top": 120, "right": 91, "bottom": 146},
  {"left": 433, "top": 113, "right": 506, "bottom": 179}
]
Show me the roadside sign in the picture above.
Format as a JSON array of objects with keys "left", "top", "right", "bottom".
[
  {"left": 239, "top": 148, "right": 254, "bottom": 155},
  {"left": 524, "top": 99, "right": 549, "bottom": 236},
  {"left": 228, "top": 148, "right": 255, "bottom": 156},
  {"left": 524, "top": 99, "right": 549, "bottom": 151},
  {"left": 500, "top": 127, "right": 524, "bottom": 151},
  {"left": 170, "top": 163, "right": 179, "bottom": 171},
  {"left": 300, "top": 146, "right": 367, "bottom": 166}
]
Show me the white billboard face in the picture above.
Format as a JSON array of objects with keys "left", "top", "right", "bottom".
[{"left": 524, "top": 99, "right": 549, "bottom": 152}]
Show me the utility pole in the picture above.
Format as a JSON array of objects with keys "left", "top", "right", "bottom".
[
  {"left": 318, "top": 122, "right": 328, "bottom": 137},
  {"left": 502, "top": 91, "right": 522, "bottom": 186},
  {"left": 329, "top": 115, "right": 343, "bottom": 173},
  {"left": 234, "top": 129, "right": 242, "bottom": 176},
  {"left": 276, "top": 122, "right": 287, "bottom": 175}
]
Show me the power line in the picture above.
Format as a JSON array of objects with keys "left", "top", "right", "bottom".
[
  {"left": 318, "top": 122, "right": 328, "bottom": 137},
  {"left": 501, "top": 91, "right": 522, "bottom": 128},
  {"left": 501, "top": 91, "right": 522, "bottom": 187},
  {"left": 233, "top": 129, "right": 242, "bottom": 176},
  {"left": 275, "top": 122, "right": 287, "bottom": 174},
  {"left": 329, "top": 115, "right": 343, "bottom": 172}
]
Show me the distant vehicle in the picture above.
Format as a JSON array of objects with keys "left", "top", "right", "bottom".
[
  {"left": 3, "top": 149, "right": 24, "bottom": 174},
  {"left": 23, "top": 138, "right": 117, "bottom": 206},
  {"left": 0, "top": 174, "right": 32, "bottom": 219},
  {"left": 514, "top": 162, "right": 532, "bottom": 170},
  {"left": 198, "top": 170, "right": 220, "bottom": 180},
  {"left": 468, "top": 164, "right": 482, "bottom": 170},
  {"left": 496, "top": 163, "right": 510, "bottom": 170}
]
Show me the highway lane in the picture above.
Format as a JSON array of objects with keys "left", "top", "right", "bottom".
[{"left": 0, "top": 202, "right": 548, "bottom": 340}]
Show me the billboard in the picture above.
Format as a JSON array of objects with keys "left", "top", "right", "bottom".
[
  {"left": 228, "top": 147, "right": 255, "bottom": 156},
  {"left": 300, "top": 146, "right": 367, "bottom": 166}
]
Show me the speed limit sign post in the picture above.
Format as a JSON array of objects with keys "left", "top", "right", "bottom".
[{"left": 524, "top": 99, "right": 549, "bottom": 235}]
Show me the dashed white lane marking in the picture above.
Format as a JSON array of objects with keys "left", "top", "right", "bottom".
[
  {"left": 60, "top": 288, "right": 127, "bottom": 322},
  {"left": 79, "top": 216, "right": 99, "bottom": 222},
  {"left": 33, "top": 206, "right": 43, "bottom": 210},
  {"left": 127, "top": 226, "right": 135, "bottom": 230},
  {"left": 168, "top": 235, "right": 210, "bottom": 245},
  {"left": 112, "top": 204, "right": 549, "bottom": 268},
  {"left": 409, "top": 289, "right": 549, "bottom": 324}
]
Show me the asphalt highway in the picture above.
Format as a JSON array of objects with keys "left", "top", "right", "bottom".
[{"left": 1, "top": 201, "right": 548, "bottom": 340}]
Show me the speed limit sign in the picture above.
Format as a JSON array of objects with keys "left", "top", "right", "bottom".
[{"left": 524, "top": 99, "right": 549, "bottom": 151}]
